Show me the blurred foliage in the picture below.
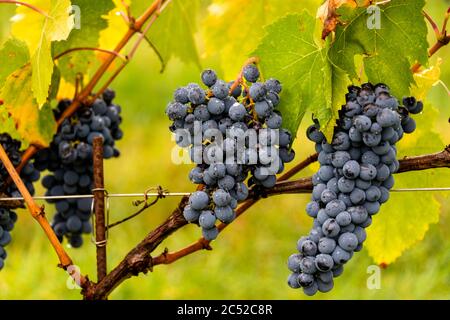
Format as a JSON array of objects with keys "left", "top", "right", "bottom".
[{"left": 0, "top": 0, "right": 449, "bottom": 299}]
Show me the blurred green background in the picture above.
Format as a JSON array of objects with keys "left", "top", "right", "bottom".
[{"left": 0, "top": 0, "right": 449, "bottom": 299}]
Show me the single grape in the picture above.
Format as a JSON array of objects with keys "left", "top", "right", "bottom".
[{"left": 243, "top": 64, "right": 260, "bottom": 83}]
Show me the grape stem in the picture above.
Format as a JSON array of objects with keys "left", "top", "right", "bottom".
[
  {"left": 0, "top": 0, "right": 49, "bottom": 18},
  {"left": 81, "top": 146, "right": 450, "bottom": 300},
  {"left": 9, "top": 0, "right": 170, "bottom": 168},
  {"left": 411, "top": 9, "right": 450, "bottom": 73},
  {"left": 53, "top": 47, "right": 127, "bottom": 62},
  {"left": 90, "top": 0, "right": 171, "bottom": 103},
  {"left": 423, "top": 10, "right": 441, "bottom": 39}
]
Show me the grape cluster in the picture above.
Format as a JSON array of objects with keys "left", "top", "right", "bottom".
[
  {"left": 287, "top": 83, "right": 422, "bottom": 295},
  {"left": 166, "top": 65, "right": 295, "bottom": 241},
  {"left": 34, "top": 89, "right": 123, "bottom": 248},
  {"left": 0, "top": 133, "right": 40, "bottom": 270}
]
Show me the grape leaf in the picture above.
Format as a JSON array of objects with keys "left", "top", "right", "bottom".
[
  {"left": 203, "top": 0, "right": 322, "bottom": 79},
  {"left": 366, "top": 105, "right": 450, "bottom": 265},
  {"left": 253, "top": 13, "right": 350, "bottom": 140},
  {"left": 56, "top": 77, "right": 76, "bottom": 101},
  {"left": 147, "top": 0, "right": 201, "bottom": 69},
  {"left": 11, "top": 0, "right": 74, "bottom": 107},
  {"left": 411, "top": 58, "right": 442, "bottom": 101},
  {"left": 98, "top": 0, "right": 130, "bottom": 63},
  {"left": 0, "top": 65, "right": 56, "bottom": 146},
  {"left": 329, "top": 0, "right": 429, "bottom": 98},
  {"left": 0, "top": 38, "right": 29, "bottom": 88},
  {"left": 54, "top": 0, "right": 114, "bottom": 82}
]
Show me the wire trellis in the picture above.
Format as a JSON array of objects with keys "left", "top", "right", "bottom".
[
  {"left": 0, "top": 188, "right": 449, "bottom": 202},
  {"left": 0, "top": 192, "right": 191, "bottom": 201}
]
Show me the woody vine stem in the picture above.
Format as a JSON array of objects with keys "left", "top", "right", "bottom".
[{"left": 0, "top": 1, "right": 448, "bottom": 300}]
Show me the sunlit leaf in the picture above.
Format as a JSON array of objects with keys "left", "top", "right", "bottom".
[
  {"left": 329, "top": 0, "right": 429, "bottom": 98},
  {"left": 98, "top": 0, "right": 130, "bottom": 63},
  {"left": 54, "top": 0, "right": 114, "bottom": 82},
  {"left": 411, "top": 58, "right": 442, "bottom": 101},
  {"left": 203, "top": 0, "right": 322, "bottom": 79},
  {"left": 11, "top": 0, "right": 74, "bottom": 106},
  {"left": 147, "top": 0, "right": 201, "bottom": 69},
  {"left": 253, "top": 13, "right": 350, "bottom": 140}
]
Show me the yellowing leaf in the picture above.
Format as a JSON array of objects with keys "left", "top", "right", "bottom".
[
  {"left": 11, "top": 0, "right": 74, "bottom": 106},
  {"left": 98, "top": 0, "right": 130, "bottom": 63},
  {"left": 55, "top": 0, "right": 114, "bottom": 82},
  {"left": 0, "top": 65, "right": 56, "bottom": 146},
  {"left": 411, "top": 58, "right": 442, "bottom": 101},
  {"left": 0, "top": 38, "right": 29, "bottom": 88},
  {"left": 56, "top": 77, "right": 76, "bottom": 100}
]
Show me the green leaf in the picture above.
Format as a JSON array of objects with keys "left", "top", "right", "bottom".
[
  {"left": 0, "top": 38, "right": 29, "bottom": 88},
  {"left": 329, "top": 0, "right": 429, "bottom": 98},
  {"left": 31, "top": 38, "right": 53, "bottom": 107},
  {"left": 322, "top": 55, "right": 352, "bottom": 139},
  {"left": 147, "top": 0, "right": 201, "bottom": 69},
  {"left": 0, "top": 65, "right": 56, "bottom": 146},
  {"left": 366, "top": 105, "right": 450, "bottom": 265},
  {"left": 253, "top": 13, "right": 350, "bottom": 140},
  {"left": 203, "top": 0, "right": 322, "bottom": 79},
  {"left": 11, "top": 0, "right": 74, "bottom": 107},
  {"left": 54, "top": 0, "right": 114, "bottom": 82}
]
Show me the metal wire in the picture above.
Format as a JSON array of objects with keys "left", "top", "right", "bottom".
[
  {"left": 390, "top": 188, "right": 450, "bottom": 192},
  {"left": 90, "top": 188, "right": 110, "bottom": 246},
  {"left": 0, "top": 192, "right": 192, "bottom": 201},
  {"left": 0, "top": 188, "right": 449, "bottom": 202}
]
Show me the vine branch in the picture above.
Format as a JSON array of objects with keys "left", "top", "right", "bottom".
[
  {"left": 93, "top": 137, "right": 107, "bottom": 283},
  {"left": 0, "top": 144, "right": 73, "bottom": 268},
  {"left": 83, "top": 147, "right": 450, "bottom": 299},
  {"left": 0, "top": 144, "right": 91, "bottom": 289},
  {"left": 53, "top": 47, "right": 127, "bottom": 62},
  {"left": 151, "top": 147, "right": 450, "bottom": 267},
  {"left": 411, "top": 9, "right": 450, "bottom": 73},
  {"left": 11, "top": 0, "right": 170, "bottom": 171}
]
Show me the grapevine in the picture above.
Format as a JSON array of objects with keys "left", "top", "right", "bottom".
[
  {"left": 165, "top": 65, "right": 295, "bottom": 240},
  {"left": 0, "top": 0, "right": 447, "bottom": 301},
  {"left": 287, "top": 83, "right": 422, "bottom": 295}
]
